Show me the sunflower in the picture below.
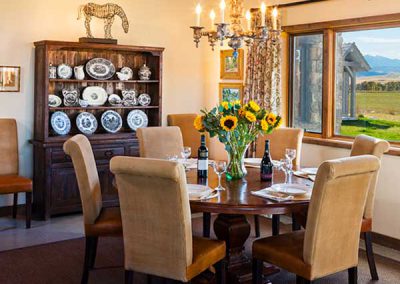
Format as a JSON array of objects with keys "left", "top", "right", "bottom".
[
  {"left": 265, "top": 113, "right": 277, "bottom": 125},
  {"left": 238, "top": 108, "right": 246, "bottom": 117},
  {"left": 261, "top": 120, "right": 269, "bottom": 131},
  {"left": 193, "top": 115, "right": 205, "bottom": 131},
  {"left": 248, "top": 100, "right": 260, "bottom": 112},
  {"left": 220, "top": 115, "right": 238, "bottom": 131},
  {"left": 233, "top": 100, "right": 241, "bottom": 106},
  {"left": 245, "top": 111, "right": 257, "bottom": 123},
  {"left": 221, "top": 101, "right": 229, "bottom": 110}
]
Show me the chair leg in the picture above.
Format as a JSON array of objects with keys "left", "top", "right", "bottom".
[
  {"left": 272, "top": 215, "right": 280, "bottom": 236},
  {"left": 25, "top": 192, "right": 32, "bottom": 229},
  {"left": 296, "top": 275, "right": 312, "bottom": 284},
  {"left": 203, "top": 212, "right": 211, "bottom": 238},
  {"left": 215, "top": 259, "right": 226, "bottom": 284},
  {"left": 89, "top": 237, "right": 98, "bottom": 269},
  {"left": 125, "top": 270, "right": 134, "bottom": 284},
  {"left": 292, "top": 213, "right": 301, "bottom": 231},
  {"left": 348, "top": 267, "right": 358, "bottom": 284},
  {"left": 254, "top": 215, "right": 260, "bottom": 237},
  {"left": 81, "top": 236, "right": 97, "bottom": 284},
  {"left": 252, "top": 258, "right": 263, "bottom": 284},
  {"left": 364, "top": 232, "right": 379, "bottom": 280},
  {"left": 12, "top": 193, "right": 18, "bottom": 218}
]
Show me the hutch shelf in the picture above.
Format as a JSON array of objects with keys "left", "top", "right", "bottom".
[{"left": 33, "top": 40, "right": 164, "bottom": 219}]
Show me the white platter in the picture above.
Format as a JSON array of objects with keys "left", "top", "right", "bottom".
[
  {"left": 85, "top": 58, "right": 115, "bottom": 80},
  {"left": 271, "top": 183, "right": 310, "bottom": 196},
  {"left": 101, "top": 110, "right": 122, "bottom": 133},
  {"left": 127, "top": 110, "right": 148, "bottom": 131},
  {"left": 57, "top": 64, "right": 73, "bottom": 79},
  {"left": 48, "top": 94, "right": 62, "bottom": 107},
  {"left": 138, "top": 93, "right": 151, "bottom": 106},
  {"left": 82, "top": 86, "right": 108, "bottom": 106},
  {"left": 76, "top": 112, "right": 98, "bottom": 135},
  {"left": 51, "top": 111, "right": 71, "bottom": 135}
]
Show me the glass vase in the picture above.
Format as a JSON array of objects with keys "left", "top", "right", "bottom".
[{"left": 226, "top": 144, "right": 250, "bottom": 181}]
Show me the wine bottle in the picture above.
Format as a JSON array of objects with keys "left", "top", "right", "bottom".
[
  {"left": 260, "top": 139, "right": 273, "bottom": 181},
  {"left": 197, "top": 135, "right": 208, "bottom": 178}
]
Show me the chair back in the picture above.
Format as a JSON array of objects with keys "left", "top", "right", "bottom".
[
  {"left": 136, "top": 126, "right": 184, "bottom": 159},
  {"left": 63, "top": 135, "right": 102, "bottom": 225},
  {"left": 350, "top": 134, "right": 390, "bottom": 219},
  {"left": 111, "top": 157, "right": 192, "bottom": 281},
  {"left": 255, "top": 128, "right": 304, "bottom": 166},
  {"left": 0, "top": 119, "right": 19, "bottom": 175},
  {"left": 303, "top": 155, "right": 380, "bottom": 279}
]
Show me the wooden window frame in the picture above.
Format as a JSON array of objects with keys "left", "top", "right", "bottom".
[{"left": 284, "top": 13, "right": 400, "bottom": 155}]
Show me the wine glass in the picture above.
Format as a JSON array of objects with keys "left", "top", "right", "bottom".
[
  {"left": 213, "top": 161, "right": 227, "bottom": 191},
  {"left": 279, "top": 158, "right": 289, "bottom": 183},
  {"left": 181, "top": 147, "right": 192, "bottom": 171},
  {"left": 166, "top": 154, "right": 178, "bottom": 162},
  {"left": 285, "top": 148, "right": 297, "bottom": 174}
]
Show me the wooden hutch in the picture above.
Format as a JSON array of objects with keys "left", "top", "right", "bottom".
[{"left": 33, "top": 40, "right": 164, "bottom": 219}]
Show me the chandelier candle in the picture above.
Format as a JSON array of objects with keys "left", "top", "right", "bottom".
[
  {"left": 210, "top": 10, "right": 216, "bottom": 30},
  {"left": 261, "top": 2, "right": 266, "bottom": 26},
  {"left": 220, "top": 0, "right": 226, "bottom": 23},
  {"left": 246, "top": 10, "right": 251, "bottom": 31},
  {"left": 272, "top": 7, "right": 278, "bottom": 30},
  {"left": 196, "top": 4, "right": 202, "bottom": 26}
]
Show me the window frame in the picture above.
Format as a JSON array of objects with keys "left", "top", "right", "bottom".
[{"left": 284, "top": 13, "right": 400, "bottom": 153}]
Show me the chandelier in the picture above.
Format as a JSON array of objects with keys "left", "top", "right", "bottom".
[{"left": 190, "top": 0, "right": 280, "bottom": 57}]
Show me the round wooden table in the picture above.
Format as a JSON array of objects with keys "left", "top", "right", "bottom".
[{"left": 187, "top": 167, "right": 313, "bottom": 284}]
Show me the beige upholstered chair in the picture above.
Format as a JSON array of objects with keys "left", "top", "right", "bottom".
[
  {"left": 252, "top": 155, "right": 380, "bottom": 284},
  {"left": 110, "top": 157, "right": 226, "bottom": 284},
  {"left": 136, "top": 126, "right": 184, "bottom": 159},
  {"left": 0, "top": 119, "right": 32, "bottom": 229},
  {"left": 63, "top": 135, "right": 122, "bottom": 284},
  {"left": 254, "top": 127, "right": 304, "bottom": 237}
]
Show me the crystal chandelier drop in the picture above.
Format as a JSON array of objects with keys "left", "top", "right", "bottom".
[{"left": 190, "top": 0, "right": 280, "bottom": 57}]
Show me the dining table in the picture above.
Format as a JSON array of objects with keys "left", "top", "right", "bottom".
[{"left": 188, "top": 166, "right": 314, "bottom": 284}]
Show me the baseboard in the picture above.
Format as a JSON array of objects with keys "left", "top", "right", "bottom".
[
  {"left": 0, "top": 204, "right": 26, "bottom": 217},
  {"left": 369, "top": 232, "right": 400, "bottom": 251}
]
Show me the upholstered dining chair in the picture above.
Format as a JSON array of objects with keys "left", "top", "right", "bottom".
[
  {"left": 111, "top": 157, "right": 226, "bottom": 284},
  {"left": 252, "top": 155, "right": 380, "bottom": 284},
  {"left": 0, "top": 119, "right": 32, "bottom": 229},
  {"left": 253, "top": 127, "right": 304, "bottom": 237},
  {"left": 63, "top": 134, "right": 122, "bottom": 284}
]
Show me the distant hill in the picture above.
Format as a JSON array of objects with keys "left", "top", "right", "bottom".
[{"left": 358, "top": 55, "right": 400, "bottom": 77}]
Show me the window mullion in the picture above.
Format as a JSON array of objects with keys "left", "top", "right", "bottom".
[{"left": 322, "top": 29, "right": 335, "bottom": 138}]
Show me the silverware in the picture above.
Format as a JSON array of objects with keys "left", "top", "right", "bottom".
[{"left": 199, "top": 190, "right": 218, "bottom": 200}]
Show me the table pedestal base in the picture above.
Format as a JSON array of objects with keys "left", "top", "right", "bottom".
[{"left": 213, "top": 214, "right": 279, "bottom": 284}]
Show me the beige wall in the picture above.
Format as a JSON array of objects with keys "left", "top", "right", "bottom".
[{"left": 0, "top": 0, "right": 206, "bottom": 206}]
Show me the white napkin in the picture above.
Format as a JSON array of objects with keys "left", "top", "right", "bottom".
[
  {"left": 187, "top": 184, "right": 218, "bottom": 200},
  {"left": 251, "top": 188, "right": 294, "bottom": 202}
]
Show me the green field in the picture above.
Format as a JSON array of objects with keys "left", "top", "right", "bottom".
[{"left": 339, "top": 92, "right": 400, "bottom": 141}]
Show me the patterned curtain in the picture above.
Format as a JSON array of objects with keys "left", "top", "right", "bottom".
[{"left": 243, "top": 8, "right": 282, "bottom": 114}]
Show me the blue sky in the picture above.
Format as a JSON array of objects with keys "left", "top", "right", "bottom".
[{"left": 342, "top": 27, "right": 400, "bottom": 59}]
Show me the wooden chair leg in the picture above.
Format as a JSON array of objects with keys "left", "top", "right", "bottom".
[
  {"left": 25, "top": 192, "right": 32, "bottom": 229},
  {"left": 292, "top": 213, "right": 301, "bottom": 231},
  {"left": 81, "top": 236, "right": 97, "bottom": 284},
  {"left": 89, "top": 236, "right": 98, "bottom": 269},
  {"left": 252, "top": 258, "right": 263, "bottom": 284},
  {"left": 272, "top": 215, "right": 280, "bottom": 236},
  {"left": 215, "top": 259, "right": 226, "bottom": 284},
  {"left": 203, "top": 212, "right": 211, "bottom": 238},
  {"left": 254, "top": 215, "right": 260, "bottom": 237},
  {"left": 348, "top": 266, "right": 358, "bottom": 284},
  {"left": 12, "top": 193, "right": 18, "bottom": 218},
  {"left": 364, "top": 232, "right": 379, "bottom": 280},
  {"left": 125, "top": 270, "right": 134, "bottom": 284},
  {"left": 296, "top": 275, "right": 312, "bottom": 284}
]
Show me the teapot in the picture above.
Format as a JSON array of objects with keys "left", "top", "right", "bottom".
[
  {"left": 74, "top": 65, "right": 85, "bottom": 80},
  {"left": 116, "top": 72, "right": 130, "bottom": 81}
]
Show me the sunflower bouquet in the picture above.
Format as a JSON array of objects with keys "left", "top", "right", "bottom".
[{"left": 194, "top": 100, "right": 282, "bottom": 180}]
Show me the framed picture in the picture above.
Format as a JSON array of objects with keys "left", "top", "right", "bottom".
[
  {"left": 0, "top": 66, "right": 20, "bottom": 92},
  {"left": 219, "top": 83, "right": 243, "bottom": 102},
  {"left": 220, "top": 49, "right": 244, "bottom": 80}
]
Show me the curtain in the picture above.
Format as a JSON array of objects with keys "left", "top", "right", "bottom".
[{"left": 243, "top": 8, "right": 282, "bottom": 114}]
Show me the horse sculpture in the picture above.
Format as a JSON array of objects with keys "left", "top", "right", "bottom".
[{"left": 78, "top": 3, "right": 129, "bottom": 39}]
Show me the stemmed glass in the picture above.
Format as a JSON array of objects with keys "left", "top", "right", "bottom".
[
  {"left": 285, "top": 148, "right": 297, "bottom": 175},
  {"left": 278, "top": 158, "right": 290, "bottom": 184},
  {"left": 181, "top": 146, "right": 192, "bottom": 170},
  {"left": 213, "top": 161, "right": 227, "bottom": 191}
]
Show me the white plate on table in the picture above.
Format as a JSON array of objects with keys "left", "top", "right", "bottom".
[
  {"left": 301, "top": 168, "right": 318, "bottom": 175},
  {"left": 244, "top": 158, "right": 280, "bottom": 167},
  {"left": 271, "top": 183, "right": 310, "bottom": 196},
  {"left": 187, "top": 184, "right": 212, "bottom": 199}
]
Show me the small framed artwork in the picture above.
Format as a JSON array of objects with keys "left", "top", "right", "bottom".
[
  {"left": 0, "top": 66, "right": 20, "bottom": 92},
  {"left": 219, "top": 83, "right": 243, "bottom": 102},
  {"left": 220, "top": 49, "right": 244, "bottom": 80}
]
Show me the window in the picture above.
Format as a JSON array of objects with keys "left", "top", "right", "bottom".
[{"left": 290, "top": 34, "right": 324, "bottom": 133}]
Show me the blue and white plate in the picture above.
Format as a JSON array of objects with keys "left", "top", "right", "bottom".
[
  {"left": 86, "top": 58, "right": 116, "bottom": 80},
  {"left": 127, "top": 110, "right": 148, "bottom": 131},
  {"left": 51, "top": 111, "right": 71, "bottom": 135},
  {"left": 101, "top": 110, "right": 122, "bottom": 133},
  {"left": 76, "top": 112, "right": 98, "bottom": 135}
]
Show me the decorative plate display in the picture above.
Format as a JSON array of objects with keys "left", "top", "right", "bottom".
[
  {"left": 62, "top": 89, "right": 80, "bottom": 107},
  {"left": 85, "top": 58, "right": 116, "bottom": 80},
  {"left": 120, "top": 67, "right": 133, "bottom": 79},
  {"left": 76, "top": 112, "right": 98, "bottom": 135},
  {"left": 82, "top": 86, "right": 108, "bottom": 106},
  {"left": 138, "top": 93, "right": 151, "bottom": 106},
  {"left": 127, "top": 110, "right": 148, "bottom": 131},
  {"left": 51, "top": 111, "right": 71, "bottom": 135},
  {"left": 108, "top": 94, "right": 122, "bottom": 106},
  {"left": 101, "top": 110, "right": 122, "bottom": 133},
  {"left": 48, "top": 94, "right": 62, "bottom": 107},
  {"left": 121, "top": 89, "right": 137, "bottom": 100},
  {"left": 57, "top": 64, "right": 73, "bottom": 79}
]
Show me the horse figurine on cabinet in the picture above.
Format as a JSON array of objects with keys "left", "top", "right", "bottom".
[{"left": 78, "top": 3, "right": 129, "bottom": 39}]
